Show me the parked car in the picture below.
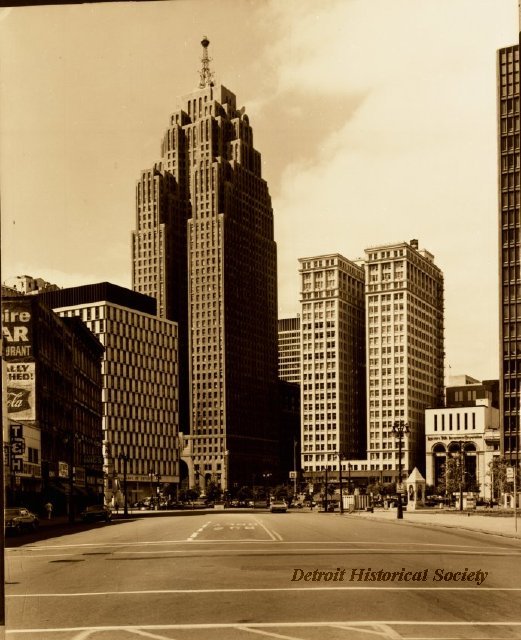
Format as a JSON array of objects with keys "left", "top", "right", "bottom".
[
  {"left": 4, "top": 507, "right": 39, "bottom": 534},
  {"left": 269, "top": 500, "right": 288, "bottom": 513},
  {"left": 80, "top": 505, "right": 112, "bottom": 522}
]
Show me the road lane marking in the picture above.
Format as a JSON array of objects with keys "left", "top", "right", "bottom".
[
  {"left": 187, "top": 521, "right": 211, "bottom": 541},
  {"left": 237, "top": 625, "right": 306, "bottom": 639},
  {"left": 11, "top": 540, "right": 511, "bottom": 551},
  {"left": 8, "top": 546, "right": 521, "bottom": 559},
  {"left": 331, "top": 623, "right": 400, "bottom": 638},
  {"left": 7, "top": 586, "right": 521, "bottom": 597},
  {"left": 6, "top": 621, "right": 521, "bottom": 635},
  {"left": 253, "top": 517, "right": 283, "bottom": 541}
]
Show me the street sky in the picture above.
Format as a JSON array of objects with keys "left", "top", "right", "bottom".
[{"left": 0, "top": 0, "right": 517, "bottom": 380}]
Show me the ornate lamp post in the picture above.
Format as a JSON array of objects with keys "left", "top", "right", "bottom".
[
  {"left": 324, "top": 465, "right": 329, "bottom": 513},
  {"left": 392, "top": 420, "right": 409, "bottom": 520},
  {"left": 118, "top": 451, "right": 130, "bottom": 516}
]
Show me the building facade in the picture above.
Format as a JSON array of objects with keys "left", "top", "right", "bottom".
[
  {"left": 425, "top": 391, "right": 500, "bottom": 501},
  {"left": 2, "top": 296, "right": 104, "bottom": 514},
  {"left": 299, "top": 254, "right": 366, "bottom": 477},
  {"left": 132, "top": 38, "right": 279, "bottom": 491},
  {"left": 40, "top": 283, "right": 180, "bottom": 505},
  {"left": 365, "top": 240, "right": 444, "bottom": 477},
  {"left": 498, "top": 42, "right": 521, "bottom": 468},
  {"left": 3, "top": 275, "right": 59, "bottom": 295},
  {"left": 278, "top": 317, "right": 301, "bottom": 384}
]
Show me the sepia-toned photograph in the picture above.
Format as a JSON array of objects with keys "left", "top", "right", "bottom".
[{"left": 0, "top": 0, "right": 520, "bottom": 638}]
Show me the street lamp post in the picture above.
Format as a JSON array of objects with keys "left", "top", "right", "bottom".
[
  {"left": 293, "top": 438, "right": 298, "bottom": 498},
  {"left": 155, "top": 473, "right": 161, "bottom": 508},
  {"left": 324, "top": 466, "right": 329, "bottom": 513},
  {"left": 262, "top": 472, "right": 272, "bottom": 506},
  {"left": 338, "top": 454, "right": 344, "bottom": 515},
  {"left": 118, "top": 451, "right": 130, "bottom": 516},
  {"left": 148, "top": 471, "right": 154, "bottom": 499},
  {"left": 392, "top": 420, "right": 409, "bottom": 520}
]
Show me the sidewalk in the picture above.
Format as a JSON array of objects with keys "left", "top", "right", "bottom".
[{"left": 347, "top": 508, "right": 521, "bottom": 540}]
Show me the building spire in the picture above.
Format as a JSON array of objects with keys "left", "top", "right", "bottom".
[{"left": 199, "top": 36, "right": 214, "bottom": 89}]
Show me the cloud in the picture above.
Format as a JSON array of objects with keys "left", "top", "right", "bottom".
[{"left": 264, "top": 0, "right": 516, "bottom": 379}]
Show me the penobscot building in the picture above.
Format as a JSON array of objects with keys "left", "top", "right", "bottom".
[{"left": 131, "top": 38, "right": 279, "bottom": 491}]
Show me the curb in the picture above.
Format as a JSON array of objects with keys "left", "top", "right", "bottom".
[{"left": 345, "top": 512, "right": 521, "bottom": 541}]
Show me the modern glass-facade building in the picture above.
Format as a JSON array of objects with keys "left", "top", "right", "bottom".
[
  {"left": 498, "top": 42, "right": 520, "bottom": 466},
  {"left": 40, "top": 283, "right": 179, "bottom": 504}
]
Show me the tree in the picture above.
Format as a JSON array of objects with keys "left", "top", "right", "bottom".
[
  {"left": 236, "top": 485, "right": 253, "bottom": 501},
  {"left": 179, "top": 488, "right": 200, "bottom": 502},
  {"left": 205, "top": 481, "right": 222, "bottom": 502},
  {"left": 366, "top": 482, "right": 383, "bottom": 497},
  {"left": 442, "top": 457, "right": 461, "bottom": 497},
  {"left": 488, "top": 457, "right": 510, "bottom": 499}
]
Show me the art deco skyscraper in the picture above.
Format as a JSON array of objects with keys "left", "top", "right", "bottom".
[
  {"left": 498, "top": 40, "right": 520, "bottom": 466},
  {"left": 132, "top": 38, "right": 279, "bottom": 490}
]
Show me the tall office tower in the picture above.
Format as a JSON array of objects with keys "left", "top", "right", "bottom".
[
  {"left": 278, "top": 317, "right": 301, "bottom": 384},
  {"left": 132, "top": 38, "right": 279, "bottom": 489},
  {"left": 40, "top": 283, "right": 179, "bottom": 505},
  {"left": 299, "top": 254, "right": 366, "bottom": 477},
  {"left": 498, "top": 41, "right": 520, "bottom": 467},
  {"left": 365, "top": 240, "right": 444, "bottom": 476}
]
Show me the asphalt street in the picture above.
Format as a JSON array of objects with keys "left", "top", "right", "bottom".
[{"left": 5, "top": 510, "right": 521, "bottom": 640}]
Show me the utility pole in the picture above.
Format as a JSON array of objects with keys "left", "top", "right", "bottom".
[{"left": 118, "top": 451, "right": 129, "bottom": 516}]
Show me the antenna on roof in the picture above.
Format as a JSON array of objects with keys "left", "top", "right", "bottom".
[{"left": 199, "top": 36, "right": 214, "bottom": 89}]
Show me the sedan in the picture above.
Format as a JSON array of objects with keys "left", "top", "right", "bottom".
[
  {"left": 5, "top": 507, "right": 39, "bottom": 534},
  {"left": 269, "top": 500, "right": 288, "bottom": 513},
  {"left": 80, "top": 505, "right": 112, "bottom": 522}
]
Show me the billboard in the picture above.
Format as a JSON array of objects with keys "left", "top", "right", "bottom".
[
  {"left": 2, "top": 300, "right": 33, "bottom": 360},
  {"left": 6, "top": 362, "right": 35, "bottom": 420}
]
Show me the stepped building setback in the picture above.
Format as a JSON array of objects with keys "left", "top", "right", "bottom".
[{"left": 131, "top": 38, "right": 279, "bottom": 490}]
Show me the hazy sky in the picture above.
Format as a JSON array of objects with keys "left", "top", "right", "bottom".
[{"left": 0, "top": 0, "right": 517, "bottom": 380}]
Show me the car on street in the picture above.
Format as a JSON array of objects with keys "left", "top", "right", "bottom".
[
  {"left": 269, "top": 500, "right": 288, "bottom": 513},
  {"left": 80, "top": 504, "right": 112, "bottom": 522},
  {"left": 4, "top": 507, "right": 39, "bottom": 534}
]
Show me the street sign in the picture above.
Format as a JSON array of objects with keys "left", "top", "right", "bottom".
[
  {"left": 289, "top": 471, "right": 297, "bottom": 479},
  {"left": 507, "top": 467, "right": 515, "bottom": 481},
  {"left": 396, "top": 482, "right": 405, "bottom": 494}
]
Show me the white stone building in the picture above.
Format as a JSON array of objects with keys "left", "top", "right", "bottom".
[{"left": 425, "top": 403, "right": 500, "bottom": 500}]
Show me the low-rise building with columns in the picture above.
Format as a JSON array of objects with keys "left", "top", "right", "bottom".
[{"left": 425, "top": 379, "right": 500, "bottom": 501}]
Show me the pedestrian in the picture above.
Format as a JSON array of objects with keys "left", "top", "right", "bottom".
[{"left": 44, "top": 501, "right": 53, "bottom": 520}]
